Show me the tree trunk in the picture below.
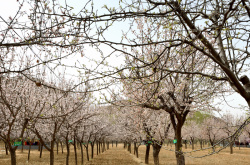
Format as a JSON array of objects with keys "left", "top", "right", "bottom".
[
  {"left": 21, "top": 140, "right": 24, "bottom": 153},
  {"left": 66, "top": 139, "right": 70, "bottom": 165},
  {"left": 230, "top": 137, "right": 233, "bottom": 154},
  {"left": 99, "top": 142, "right": 101, "bottom": 153},
  {"left": 134, "top": 142, "right": 136, "bottom": 155},
  {"left": 73, "top": 137, "right": 78, "bottom": 165},
  {"left": 210, "top": 140, "right": 215, "bottom": 152},
  {"left": 10, "top": 149, "right": 17, "bottom": 165},
  {"left": 184, "top": 140, "right": 187, "bottom": 149},
  {"left": 96, "top": 141, "right": 99, "bottom": 155},
  {"left": 102, "top": 141, "right": 105, "bottom": 153},
  {"left": 199, "top": 140, "right": 202, "bottom": 149},
  {"left": 191, "top": 138, "right": 194, "bottom": 150},
  {"left": 80, "top": 143, "right": 84, "bottom": 165},
  {"left": 145, "top": 144, "right": 150, "bottom": 164},
  {"left": 91, "top": 142, "right": 94, "bottom": 159},
  {"left": 61, "top": 141, "right": 64, "bottom": 154},
  {"left": 116, "top": 141, "right": 118, "bottom": 147},
  {"left": 38, "top": 141, "right": 41, "bottom": 151},
  {"left": 40, "top": 144, "right": 43, "bottom": 158},
  {"left": 5, "top": 143, "right": 8, "bottom": 155},
  {"left": 50, "top": 142, "right": 54, "bottom": 165},
  {"left": 28, "top": 141, "right": 31, "bottom": 161},
  {"left": 153, "top": 143, "right": 161, "bottom": 165},
  {"left": 86, "top": 145, "right": 89, "bottom": 161},
  {"left": 135, "top": 146, "right": 139, "bottom": 158},
  {"left": 56, "top": 141, "right": 59, "bottom": 155},
  {"left": 175, "top": 126, "right": 185, "bottom": 165}
]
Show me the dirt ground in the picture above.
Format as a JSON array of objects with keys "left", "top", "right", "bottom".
[{"left": 0, "top": 143, "right": 250, "bottom": 165}]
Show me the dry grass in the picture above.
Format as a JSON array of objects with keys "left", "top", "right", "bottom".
[
  {"left": 136, "top": 144, "right": 250, "bottom": 165},
  {"left": 0, "top": 143, "right": 250, "bottom": 165}
]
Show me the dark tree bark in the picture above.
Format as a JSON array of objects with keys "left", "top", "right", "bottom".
[
  {"left": 145, "top": 144, "right": 150, "bottom": 164},
  {"left": 66, "top": 138, "right": 70, "bottom": 165},
  {"left": 5, "top": 142, "right": 8, "bottom": 155},
  {"left": 60, "top": 141, "right": 64, "bottom": 154},
  {"left": 152, "top": 143, "right": 162, "bottom": 165},
  {"left": 50, "top": 141, "right": 55, "bottom": 165},
  {"left": 28, "top": 140, "right": 32, "bottom": 161},
  {"left": 73, "top": 136, "right": 78, "bottom": 165},
  {"left": 10, "top": 148, "right": 17, "bottom": 165},
  {"left": 90, "top": 141, "right": 95, "bottom": 159},
  {"left": 80, "top": 142, "right": 84, "bottom": 165},
  {"left": 40, "top": 144, "right": 43, "bottom": 158},
  {"left": 56, "top": 141, "right": 59, "bottom": 155},
  {"left": 190, "top": 137, "right": 195, "bottom": 150},
  {"left": 96, "top": 141, "right": 99, "bottom": 155}
]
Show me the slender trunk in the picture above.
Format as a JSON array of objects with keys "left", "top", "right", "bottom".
[
  {"left": 135, "top": 146, "right": 139, "bottom": 158},
  {"left": 96, "top": 141, "right": 99, "bottom": 155},
  {"left": 73, "top": 137, "right": 77, "bottom": 165},
  {"left": 112, "top": 141, "right": 113, "bottom": 147},
  {"left": 5, "top": 143, "right": 8, "bottom": 155},
  {"left": 230, "top": 137, "right": 233, "bottom": 154},
  {"left": 50, "top": 141, "right": 54, "bottom": 165},
  {"left": 99, "top": 142, "right": 101, "bottom": 153},
  {"left": 91, "top": 142, "right": 94, "bottom": 159},
  {"left": 21, "top": 140, "right": 24, "bottom": 153},
  {"left": 86, "top": 145, "right": 89, "bottom": 161},
  {"left": 66, "top": 139, "right": 70, "bottom": 165},
  {"left": 38, "top": 141, "right": 41, "bottom": 151},
  {"left": 102, "top": 141, "right": 105, "bottom": 153},
  {"left": 56, "top": 141, "right": 59, "bottom": 155},
  {"left": 145, "top": 144, "right": 150, "bottom": 164},
  {"left": 210, "top": 140, "right": 215, "bottom": 152},
  {"left": 116, "top": 141, "right": 118, "bottom": 147},
  {"left": 199, "top": 140, "right": 202, "bottom": 149},
  {"left": 28, "top": 141, "right": 31, "bottom": 161},
  {"left": 153, "top": 143, "right": 161, "bottom": 165},
  {"left": 191, "top": 138, "right": 194, "bottom": 150},
  {"left": 80, "top": 143, "right": 84, "bottom": 165},
  {"left": 184, "top": 140, "right": 187, "bottom": 149},
  {"left": 40, "top": 144, "right": 43, "bottom": 158},
  {"left": 134, "top": 142, "right": 136, "bottom": 155},
  {"left": 60, "top": 141, "right": 64, "bottom": 154},
  {"left": 10, "top": 148, "right": 17, "bottom": 165}
]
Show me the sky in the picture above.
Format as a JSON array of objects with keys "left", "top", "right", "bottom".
[{"left": 1, "top": 0, "right": 249, "bottom": 118}]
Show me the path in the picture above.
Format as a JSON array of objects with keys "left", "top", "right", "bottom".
[{"left": 85, "top": 146, "right": 145, "bottom": 165}]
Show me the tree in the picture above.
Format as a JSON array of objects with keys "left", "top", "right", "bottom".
[
  {"left": 202, "top": 117, "right": 225, "bottom": 152},
  {"left": 0, "top": 75, "right": 35, "bottom": 165}
]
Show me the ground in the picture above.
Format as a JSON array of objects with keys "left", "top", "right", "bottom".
[{"left": 0, "top": 143, "right": 250, "bottom": 164}]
